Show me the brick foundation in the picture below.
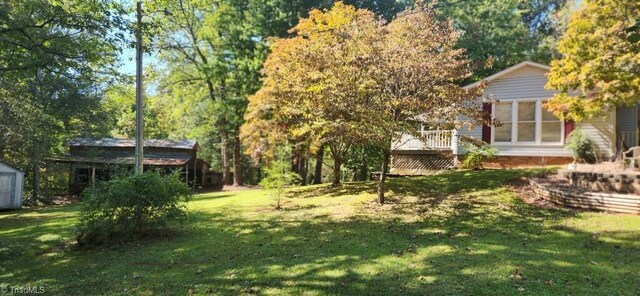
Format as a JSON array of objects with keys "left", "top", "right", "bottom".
[{"left": 474, "top": 156, "right": 573, "bottom": 169}]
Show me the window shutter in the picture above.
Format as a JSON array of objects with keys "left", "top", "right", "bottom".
[
  {"left": 482, "top": 103, "right": 492, "bottom": 143},
  {"left": 564, "top": 120, "right": 575, "bottom": 142}
]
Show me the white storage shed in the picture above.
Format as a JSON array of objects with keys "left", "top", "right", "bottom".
[{"left": 0, "top": 160, "right": 24, "bottom": 209}]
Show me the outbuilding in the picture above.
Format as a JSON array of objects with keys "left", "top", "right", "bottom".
[{"left": 0, "top": 160, "right": 24, "bottom": 209}]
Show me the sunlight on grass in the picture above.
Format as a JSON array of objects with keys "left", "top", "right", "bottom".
[{"left": 0, "top": 169, "right": 639, "bottom": 295}]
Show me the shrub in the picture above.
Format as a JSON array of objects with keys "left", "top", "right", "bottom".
[
  {"left": 260, "top": 145, "right": 301, "bottom": 209},
  {"left": 461, "top": 143, "right": 498, "bottom": 169},
  {"left": 565, "top": 129, "right": 597, "bottom": 163},
  {"left": 76, "top": 171, "right": 191, "bottom": 246}
]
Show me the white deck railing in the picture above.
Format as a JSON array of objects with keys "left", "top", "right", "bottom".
[
  {"left": 621, "top": 130, "right": 639, "bottom": 147},
  {"left": 393, "top": 129, "right": 457, "bottom": 152}
]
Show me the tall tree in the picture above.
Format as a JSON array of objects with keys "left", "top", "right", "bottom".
[
  {"left": 545, "top": 0, "right": 640, "bottom": 121},
  {"left": 154, "top": 0, "right": 306, "bottom": 186},
  {"left": 242, "top": 2, "right": 484, "bottom": 194},
  {"left": 364, "top": 3, "right": 483, "bottom": 203},
  {"left": 438, "top": 0, "right": 567, "bottom": 81},
  {"left": 242, "top": 2, "right": 381, "bottom": 186},
  {"left": 103, "top": 79, "right": 169, "bottom": 139},
  {"left": 0, "top": 0, "right": 126, "bottom": 199}
]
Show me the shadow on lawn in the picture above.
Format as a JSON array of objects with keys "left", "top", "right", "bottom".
[
  {"left": 289, "top": 169, "right": 530, "bottom": 199},
  {"left": 166, "top": 197, "right": 638, "bottom": 295},
  {"left": 1, "top": 169, "right": 639, "bottom": 295}
]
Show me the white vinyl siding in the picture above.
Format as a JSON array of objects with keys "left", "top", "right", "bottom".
[
  {"left": 457, "top": 65, "right": 564, "bottom": 154},
  {"left": 453, "top": 63, "right": 616, "bottom": 157},
  {"left": 576, "top": 108, "right": 616, "bottom": 158}
]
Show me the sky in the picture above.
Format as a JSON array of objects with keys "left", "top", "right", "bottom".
[
  {"left": 118, "top": 46, "right": 159, "bottom": 76},
  {"left": 117, "top": 0, "right": 160, "bottom": 76}
]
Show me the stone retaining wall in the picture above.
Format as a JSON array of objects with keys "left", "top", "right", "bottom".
[
  {"left": 557, "top": 170, "right": 640, "bottom": 195},
  {"left": 530, "top": 179, "right": 640, "bottom": 215}
]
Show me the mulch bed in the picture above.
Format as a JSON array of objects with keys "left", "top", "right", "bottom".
[{"left": 505, "top": 177, "right": 567, "bottom": 210}]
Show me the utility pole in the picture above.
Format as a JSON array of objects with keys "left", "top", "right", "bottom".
[{"left": 135, "top": 1, "right": 144, "bottom": 175}]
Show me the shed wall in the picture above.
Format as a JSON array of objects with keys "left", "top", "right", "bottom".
[{"left": 0, "top": 162, "right": 24, "bottom": 209}]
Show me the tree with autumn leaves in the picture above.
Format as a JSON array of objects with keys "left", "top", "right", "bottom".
[
  {"left": 545, "top": 0, "right": 640, "bottom": 121},
  {"left": 242, "top": 2, "right": 483, "bottom": 203}
]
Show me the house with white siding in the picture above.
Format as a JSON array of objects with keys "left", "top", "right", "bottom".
[{"left": 391, "top": 61, "right": 638, "bottom": 174}]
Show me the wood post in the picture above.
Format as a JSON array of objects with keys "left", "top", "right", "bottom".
[
  {"left": 68, "top": 163, "right": 73, "bottom": 197},
  {"left": 91, "top": 164, "right": 96, "bottom": 189},
  {"left": 451, "top": 129, "right": 460, "bottom": 166},
  {"left": 185, "top": 163, "right": 189, "bottom": 186}
]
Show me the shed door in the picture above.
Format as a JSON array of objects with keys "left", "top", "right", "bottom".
[{"left": 0, "top": 173, "right": 16, "bottom": 208}]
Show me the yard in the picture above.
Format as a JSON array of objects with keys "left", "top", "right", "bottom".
[{"left": 1, "top": 169, "right": 639, "bottom": 295}]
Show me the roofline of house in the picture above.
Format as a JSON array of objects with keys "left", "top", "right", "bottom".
[
  {"left": 463, "top": 61, "right": 551, "bottom": 90},
  {"left": 0, "top": 160, "right": 24, "bottom": 173}
]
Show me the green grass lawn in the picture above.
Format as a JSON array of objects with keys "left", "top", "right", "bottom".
[{"left": 1, "top": 170, "right": 639, "bottom": 295}]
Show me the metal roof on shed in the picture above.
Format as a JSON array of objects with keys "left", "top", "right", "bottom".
[
  {"left": 69, "top": 138, "right": 197, "bottom": 150},
  {"left": 47, "top": 155, "right": 191, "bottom": 166}
]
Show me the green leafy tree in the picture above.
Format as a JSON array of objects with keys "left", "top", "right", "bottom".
[
  {"left": 365, "top": 3, "right": 483, "bottom": 204},
  {"left": 438, "top": 0, "right": 567, "bottom": 81},
  {"left": 0, "top": 0, "right": 127, "bottom": 200},
  {"left": 545, "top": 0, "right": 640, "bottom": 121},
  {"left": 103, "top": 80, "right": 169, "bottom": 139},
  {"left": 260, "top": 145, "right": 301, "bottom": 209},
  {"left": 243, "top": 2, "right": 483, "bottom": 204},
  {"left": 242, "top": 2, "right": 381, "bottom": 186}
]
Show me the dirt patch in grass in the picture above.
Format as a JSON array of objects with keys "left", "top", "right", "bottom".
[{"left": 504, "top": 177, "right": 567, "bottom": 211}]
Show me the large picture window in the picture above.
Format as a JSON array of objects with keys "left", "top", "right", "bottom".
[{"left": 492, "top": 99, "right": 563, "bottom": 144}]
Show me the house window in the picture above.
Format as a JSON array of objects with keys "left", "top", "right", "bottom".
[
  {"left": 494, "top": 102, "right": 513, "bottom": 142},
  {"left": 492, "top": 99, "right": 563, "bottom": 144},
  {"left": 517, "top": 101, "right": 536, "bottom": 142},
  {"left": 541, "top": 105, "right": 562, "bottom": 142}
]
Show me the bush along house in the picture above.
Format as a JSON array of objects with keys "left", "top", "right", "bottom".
[
  {"left": 391, "top": 61, "right": 637, "bottom": 174},
  {"left": 48, "top": 138, "right": 223, "bottom": 195}
]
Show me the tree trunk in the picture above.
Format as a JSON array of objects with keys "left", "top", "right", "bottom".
[
  {"left": 257, "top": 157, "right": 263, "bottom": 182},
  {"left": 377, "top": 149, "right": 390, "bottom": 204},
  {"left": 221, "top": 129, "right": 230, "bottom": 186},
  {"left": 299, "top": 154, "right": 308, "bottom": 185},
  {"left": 32, "top": 164, "right": 40, "bottom": 200},
  {"left": 44, "top": 165, "right": 50, "bottom": 201},
  {"left": 233, "top": 133, "right": 242, "bottom": 186},
  {"left": 360, "top": 155, "right": 368, "bottom": 181},
  {"left": 332, "top": 156, "right": 341, "bottom": 186},
  {"left": 291, "top": 148, "right": 299, "bottom": 176},
  {"left": 32, "top": 141, "right": 40, "bottom": 200},
  {"left": 313, "top": 144, "right": 324, "bottom": 184}
]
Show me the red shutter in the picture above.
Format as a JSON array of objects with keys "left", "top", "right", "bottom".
[
  {"left": 564, "top": 120, "right": 575, "bottom": 142},
  {"left": 482, "top": 102, "right": 492, "bottom": 143}
]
